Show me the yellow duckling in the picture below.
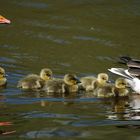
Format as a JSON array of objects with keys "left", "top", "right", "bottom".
[
  {"left": 17, "top": 68, "right": 52, "bottom": 90},
  {"left": 0, "top": 67, "right": 7, "bottom": 87},
  {"left": 95, "top": 78, "right": 129, "bottom": 98},
  {"left": 42, "top": 74, "right": 80, "bottom": 94},
  {"left": 80, "top": 73, "right": 109, "bottom": 91}
]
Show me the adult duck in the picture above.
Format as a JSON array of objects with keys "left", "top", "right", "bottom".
[{"left": 119, "top": 56, "right": 140, "bottom": 78}]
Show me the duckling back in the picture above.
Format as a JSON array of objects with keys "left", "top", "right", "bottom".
[
  {"left": 94, "top": 84, "right": 115, "bottom": 98},
  {"left": 42, "top": 79, "right": 65, "bottom": 93},
  {"left": 80, "top": 76, "right": 96, "bottom": 91},
  {"left": 17, "top": 74, "right": 45, "bottom": 90}
]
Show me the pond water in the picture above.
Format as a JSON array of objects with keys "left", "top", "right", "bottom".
[{"left": 0, "top": 0, "right": 140, "bottom": 139}]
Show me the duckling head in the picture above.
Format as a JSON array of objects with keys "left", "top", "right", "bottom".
[
  {"left": 97, "top": 73, "right": 109, "bottom": 85},
  {"left": 115, "top": 78, "right": 127, "bottom": 89},
  {"left": 0, "top": 67, "right": 6, "bottom": 79},
  {"left": 40, "top": 68, "right": 53, "bottom": 81},
  {"left": 64, "top": 74, "right": 80, "bottom": 86}
]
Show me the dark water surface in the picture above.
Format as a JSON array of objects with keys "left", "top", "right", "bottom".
[{"left": 0, "top": 0, "right": 140, "bottom": 139}]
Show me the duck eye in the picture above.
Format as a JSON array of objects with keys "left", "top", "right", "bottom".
[{"left": 0, "top": 72, "right": 3, "bottom": 75}]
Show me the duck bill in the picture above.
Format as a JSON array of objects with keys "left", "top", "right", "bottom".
[{"left": 0, "top": 16, "right": 11, "bottom": 24}]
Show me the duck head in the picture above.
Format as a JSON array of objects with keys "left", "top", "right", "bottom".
[
  {"left": 64, "top": 74, "right": 80, "bottom": 86},
  {"left": 0, "top": 15, "right": 11, "bottom": 24},
  {"left": 40, "top": 68, "right": 53, "bottom": 81},
  {"left": 97, "top": 73, "right": 109, "bottom": 85}
]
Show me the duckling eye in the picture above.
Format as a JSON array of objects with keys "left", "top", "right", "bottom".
[
  {"left": 121, "top": 82, "right": 125, "bottom": 85},
  {"left": 0, "top": 72, "right": 3, "bottom": 75},
  {"left": 46, "top": 73, "right": 51, "bottom": 76}
]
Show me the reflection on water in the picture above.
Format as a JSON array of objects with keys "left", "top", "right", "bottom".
[{"left": 1, "top": 0, "right": 140, "bottom": 139}]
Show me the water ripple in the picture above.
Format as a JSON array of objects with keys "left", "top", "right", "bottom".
[
  {"left": 24, "top": 31, "right": 71, "bottom": 45},
  {"left": 13, "top": 1, "right": 48, "bottom": 9},
  {"left": 71, "top": 120, "right": 140, "bottom": 127},
  {"left": 73, "top": 36, "right": 118, "bottom": 47},
  {"left": 22, "top": 111, "right": 92, "bottom": 120},
  {"left": 20, "top": 128, "right": 90, "bottom": 138}
]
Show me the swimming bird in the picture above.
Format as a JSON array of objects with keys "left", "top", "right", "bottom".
[
  {"left": 94, "top": 78, "right": 129, "bottom": 98},
  {"left": 0, "top": 15, "right": 11, "bottom": 24},
  {"left": 80, "top": 73, "right": 109, "bottom": 91},
  {"left": 42, "top": 74, "right": 81, "bottom": 94},
  {"left": 119, "top": 56, "right": 140, "bottom": 78},
  {"left": 17, "top": 68, "right": 53, "bottom": 90},
  {"left": 0, "top": 67, "right": 7, "bottom": 87},
  {"left": 108, "top": 68, "right": 140, "bottom": 94}
]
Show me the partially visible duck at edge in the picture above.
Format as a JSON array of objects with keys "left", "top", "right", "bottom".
[
  {"left": 119, "top": 56, "right": 140, "bottom": 78},
  {"left": 17, "top": 68, "right": 53, "bottom": 90},
  {"left": 42, "top": 74, "right": 81, "bottom": 94},
  {"left": 80, "top": 73, "right": 109, "bottom": 92},
  {"left": 0, "top": 67, "right": 7, "bottom": 87},
  {"left": 0, "top": 15, "right": 11, "bottom": 24}
]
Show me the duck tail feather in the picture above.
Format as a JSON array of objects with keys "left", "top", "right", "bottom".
[
  {"left": 120, "top": 56, "right": 131, "bottom": 63},
  {"left": 124, "top": 69, "right": 135, "bottom": 79}
]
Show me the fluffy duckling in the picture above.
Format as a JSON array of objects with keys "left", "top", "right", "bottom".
[
  {"left": 17, "top": 68, "right": 52, "bottom": 90},
  {"left": 42, "top": 74, "right": 80, "bottom": 94},
  {"left": 80, "top": 76, "right": 96, "bottom": 91},
  {"left": 94, "top": 78, "right": 129, "bottom": 98},
  {"left": 0, "top": 67, "right": 7, "bottom": 87},
  {"left": 0, "top": 15, "right": 11, "bottom": 24},
  {"left": 80, "top": 73, "right": 109, "bottom": 91}
]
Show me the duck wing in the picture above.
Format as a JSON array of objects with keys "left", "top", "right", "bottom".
[
  {"left": 108, "top": 68, "right": 133, "bottom": 80},
  {"left": 119, "top": 56, "right": 140, "bottom": 68}
]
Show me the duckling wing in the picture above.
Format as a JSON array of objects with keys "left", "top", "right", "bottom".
[
  {"left": 95, "top": 85, "right": 114, "bottom": 98},
  {"left": 80, "top": 76, "right": 96, "bottom": 90},
  {"left": 17, "top": 74, "right": 44, "bottom": 89},
  {"left": 43, "top": 79, "right": 65, "bottom": 93}
]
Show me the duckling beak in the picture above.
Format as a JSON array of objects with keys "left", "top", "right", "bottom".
[
  {"left": 107, "top": 80, "right": 111, "bottom": 83},
  {"left": 76, "top": 79, "right": 81, "bottom": 84},
  {"left": 0, "top": 16, "right": 11, "bottom": 24}
]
